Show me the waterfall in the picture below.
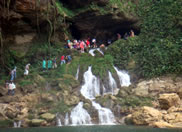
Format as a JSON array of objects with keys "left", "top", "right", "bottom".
[
  {"left": 64, "top": 113, "right": 69, "bottom": 126},
  {"left": 80, "top": 67, "right": 116, "bottom": 125},
  {"left": 108, "top": 71, "right": 118, "bottom": 95},
  {"left": 56, "top": 113, "right": 62, "bottom": 127},
  {"left": 14, "top": 121, "right": 21, "bottom": 128},
  {"left": 114, "top": 66, "right": 131, "bottom": 87},
  {"left": 75, "top": 67, "right": 80, "bottom": 80},
  {"left": 70, "top": 102, "right": 92, "bottom": 125},
  {"left": 80, "top": 66, "right": 100, "bottom": 100},
  {"left": 92, "top": 101, "right": 116, "bottom": 125},
  {"left": 89, "top": 48, "right": 104, "bottom": 56},
  {"left": 57, "top": 118, "right": 62, "bottom": 127}
]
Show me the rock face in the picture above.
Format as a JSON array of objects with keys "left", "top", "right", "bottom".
[
  {"left": 133, "top": 76, "right": 182, "bottom": 97},
  {"left": 31, "top": 119, "right": 47, "bottom": 126},
  {"left": 158, "top": 93, "right": 180, "bottom": 110},
  {"left": 131, "top": 106, "right": 162, "bottom": 125}
]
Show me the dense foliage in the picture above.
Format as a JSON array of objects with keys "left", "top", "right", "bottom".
[{"left": 108, "top": 0, "right": 182, "bottom": 78}]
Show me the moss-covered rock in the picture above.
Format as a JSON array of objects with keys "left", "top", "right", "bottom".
[
  {"left": 30, "top": 119, "right": 47, "bottom": 127},
  {"left": 40, "top": 113, "right": 55, "bottom": 122}
]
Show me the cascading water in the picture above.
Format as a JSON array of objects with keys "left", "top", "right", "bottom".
[
  {"left": 75, "top": 67, "right": 79, "bottom": 80},
  {"left": 64, "top": 113, "right": 69, "bottom": 126},
  {"left": 108, "top": 71, "right": 118, "bottom": 95},
  {"left": 92, "top": 101, "right": 116, "bottom": 125},
  {"left": 89, "top": 48, "right": 104, "bottom": 56},
  {"left": 80, "top": 66, "right": 100, "bottom": 100},
  {"left": 56, "top": 113, "right": 62, "bottom": 127},
  {"left": 80, "top": 67, "right": 116, "bottom": 125},
  {"left": 70, "top": 102, "right": 92, "bottom": 125},
  {"left": 114, "top": 67, "right": 131, "bottom": 87},
  {"left": 13, "top": 121, "right": 21, "bottom": 128}
]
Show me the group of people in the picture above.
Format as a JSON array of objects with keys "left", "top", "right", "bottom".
[
  {"left": 66, "top": 38, "right": 98, "bottom": 53},
  {"left": 42, "top": 55, "right": 72, "bottom": 71},
  {"left": 7, "top": 64, "right": 31, "bottom": 96}
]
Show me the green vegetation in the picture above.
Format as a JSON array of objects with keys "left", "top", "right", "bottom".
[
  {"left": 0, "top": 120, "right": 12, "bottom": 128},
  {"left": 67, "top": 53, "right": 115, "bottom": 79},
  {"left": 107, "top": 0, "right": 182, "bottom": 78},
  {"left": 55, "top": 1, "right": 75, "bottom": 17},
  {"left": 117, "top": 96, "right": 153, "bottom": 107}
]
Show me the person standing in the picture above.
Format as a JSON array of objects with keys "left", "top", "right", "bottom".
[
  {"left": 48, "top": 59, "right": 52, "bottom": 70},
  {"left": 53, "top": 57, "right": 57, "bottom": 69},
  {"left": 60, "top": 55, "right": 65, "bottom": 65},
  {"left": 8, "top": 81, "right": 16, "bottom": 96},
  {"left": 42, "top": 59, "right": 46, "bottom": 71},
  {"left": 130, "top": 30, "right": 135, "bottom": 37},
  {"left": 10, "top": 67, "right": 16, "bottom": 81},
  {"left": 92, "top": 38, "right": 97, "bottom": 48},
  {"left": 24, "top": 64, "right": 30, "bottom": 76}
]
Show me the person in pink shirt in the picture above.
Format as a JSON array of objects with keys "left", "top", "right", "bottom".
[{"left": 80, "top": 41, "right": 85, "bottom": 53}]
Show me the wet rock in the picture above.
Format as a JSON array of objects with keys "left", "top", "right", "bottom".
[
  {"left": 131, "top": 106, "right": 162, "bottom": 125},
  {"left": 40, "top": 113, "right": 55, "bottom": 122},
  {"left": 124, "top": 114, "right": 133, "bottom": 125},
  {"left": 158, "top": 93, "right": 180, "bottom": 110}
]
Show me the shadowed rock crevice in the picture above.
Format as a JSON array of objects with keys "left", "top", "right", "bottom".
[{"left": 70, "top": 10, "right": 140, "bottom": 42}]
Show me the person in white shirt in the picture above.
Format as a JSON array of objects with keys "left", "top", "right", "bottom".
[
  {"left": 8, "top": 81, "right": 16, "bottom": 96},
  {"left": 24, "top": 64, "right": 30, "bottom": 76}
]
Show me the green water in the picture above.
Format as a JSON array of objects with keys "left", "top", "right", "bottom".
[{"left": 0, "top": 125, "right": 181, "bottom": 132}]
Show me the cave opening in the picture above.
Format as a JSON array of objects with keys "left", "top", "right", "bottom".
[{"left": 69, "top": 23, "right": 140, "bottom": 45}]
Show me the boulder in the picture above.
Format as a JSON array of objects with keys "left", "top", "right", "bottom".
[
  {"left": 158, "top": 93, "right": 180, "bottom": 110},
  {"left": 64, "top": 95, "right": 80, "bottom": 106},
  {"left": 133, "top": 82, "right": 149, "bottom": 97},
  {"left": 0, "top": 86, "right": 8, "bottom": 96},
  {"left": 163, "top": 113, "right": 182, "bottom": 123},
  {"left": 40, "top": 113, "right": 55, "bottom": 122},
  {"left": 131, "top": 106, "right": 162, "bottom": 125},
  {"left": 31, "top": 119, "right": 47, "bottom": 126},
  {"left": 150, "top": 121, "right": 174, "bottom": 128},
  {"left": 177, "top": 88, "right": 182, "bottom": 99}
]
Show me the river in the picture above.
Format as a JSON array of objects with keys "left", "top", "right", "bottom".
[{"left": 0, "top": 125, "right": 181, "bottom": 132}]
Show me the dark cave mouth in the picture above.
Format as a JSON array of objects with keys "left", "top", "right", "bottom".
[{"left": 69, "top": 23, "right": 140, "bottom": 44}]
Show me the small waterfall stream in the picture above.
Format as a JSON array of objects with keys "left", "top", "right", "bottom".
[
  {"left": 64, "top": 113, "right": 69, "bottom": 126},
  {"left": 114, "top": 67, "right": 131, "bottom": 87},
  {"left": 108, "top": 71, "right": 118, "bottom": 95},
  {"left": 75, "top": 67, "right": 80, "bottom": 80},
  {"left": 13, "top": 121, "right": 21, "bottom": 128},
  {"left": 89, "top": 48, "right": 104, "bottom": 56},
  {"left": 70, "top": 102, "right": 92, "bottom": 125}
]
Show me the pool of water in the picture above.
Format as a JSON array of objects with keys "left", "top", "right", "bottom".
[{"left": 0, "top": 125, "right": 181, "bottom": 132}]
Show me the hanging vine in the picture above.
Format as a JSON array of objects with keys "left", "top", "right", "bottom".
[
  {"left": 7, "top": 0, "right": 11, "bottom": 20},
  {"left": 36, "top": 0, "right": 41, "bottom": 35},
  {"left": 46, "top": 0, "right": 53, "bottom": 46}
]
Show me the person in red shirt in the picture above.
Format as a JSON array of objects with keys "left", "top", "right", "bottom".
[
  {"left": 86, "top": 38, "right": 90, "bottom": 48},
  {"left": 60, "top": 55, "right": 65, "bottom": 65}
]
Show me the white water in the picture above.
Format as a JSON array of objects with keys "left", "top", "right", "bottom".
[
  {"left": 75, "top": 67, "right": 79, "bottom": 80},
  {"left": 114, "top": 66, "right": 131, "bottom": 87},
  {"left": 80, "top": 66, "right": 100, "bottom": 100},
  {"left": 70, "top": 102, "right": 92, "bottom": 125},
  {"left": 80, "top": 67, "right": 116, "bottom": 124},
  {"left": 13, "top": 121, "right": 21, "bottom": 128},
  {"left": 89, "top": 48, "right": 104, "bottom": 56},
  {"left": 92, "top": 101, "right": 116, "bottom": 125},
  {"left": 57, "top": 118, "right": 62, "bottom": 127},
  {"left": 64, "top": 113, "right": 69, "bottom": 126},
  {"left": 108, "top": 71, "right": 118, "bottom": 95}
]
